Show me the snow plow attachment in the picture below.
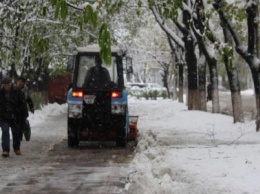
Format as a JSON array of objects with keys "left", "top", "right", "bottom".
[{"left": 128, "top": 116, "right": 139, "bottom": 141}]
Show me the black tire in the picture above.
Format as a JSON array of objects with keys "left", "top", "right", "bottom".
[
  {"left": 116, "top": 137, "right": 127, "bottom": 147},
  {"left": 67, "top": 118, "right": 79, "bottom": 148},
  {"left": 116, "top": 115, "right": 127, "bottom": 147}
]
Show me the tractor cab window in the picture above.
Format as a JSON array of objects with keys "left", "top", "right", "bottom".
[{"left": 76, "top": 56, "right": 118, "bottom": 88}]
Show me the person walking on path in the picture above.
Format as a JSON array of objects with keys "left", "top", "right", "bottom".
[
  {"left": 0, "top": 77, "right": 28, "bottom": 157},
  {"left": 16, "top": 77, "right": 34, "bottom": 113},
  {"left": 16, "top": 77, "right": 33, "bottom": 141}
]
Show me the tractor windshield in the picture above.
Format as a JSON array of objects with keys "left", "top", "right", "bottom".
[{"left": 76, "top": 55, "right": 118, "bottom": 88}]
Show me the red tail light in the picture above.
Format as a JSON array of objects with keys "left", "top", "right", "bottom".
[
  {"left": 112, "top": 91, "right": 122, "bottom": 98},
  {"left": 72, "top": 91, "right": 83, "bottom": 98}
]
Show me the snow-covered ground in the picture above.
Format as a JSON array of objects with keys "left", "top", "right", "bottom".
[
  {"left": 125, "top": 89, "right": 260, "bottom": 194},
  {"left": 6, "top": 89, "right": 260, "bottom": 194}
]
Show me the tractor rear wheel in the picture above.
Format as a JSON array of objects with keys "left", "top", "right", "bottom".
[
  {"left": 68, "top": 118, "right": 80, "bottom": 148},
  {"left": 116, "top": 115, "right": 127, "bottom": 147}
]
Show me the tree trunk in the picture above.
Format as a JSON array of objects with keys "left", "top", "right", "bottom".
[
  {"left": 161, "top": 62, "right": 170, "bottom": 98},
  {"left": 183, "top": 8, "right": 199, "bottom": 110},
  {"left": 192, "top": 0, "right": 220, "bottom": 113},
  {"left": 214, "top": 0, "right": 260, "bottom": 127},
  {"left": 220, "top": 18, "right": 244, "bottom": 123},
  {"left": 227, "top": 67, "right": 244, "bottom": 122},
  {"left": 246, "top": 1, "right": 259, "bottom": 130},
  {"left": 191, "top": 27, "right": 220, "bottom": 113},
  {"left": 198, "top": 53, "right": 207, "bottom": 111},
  {"left": 185, "top": 36, "right": 199, "bottom": 110},
  {"left": 208, "top": 59, "right": 220, "bottom": 113},
  {"left": 233, "top": 1, "right": 258, "bottom": 128},
  {"left": 167, "top": 35, "right": 180, "bottom": 100},
  {"left": 178, "top": 64, "right": 184, "bottom": 103},
  {"left": 251, "top": 70, "right": 260, "bottom": 131}
]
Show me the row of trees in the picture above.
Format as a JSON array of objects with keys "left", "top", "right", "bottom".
[
  {"left": 148, "top": 0, "right": 260, "bottom": 130},
  {"left": 0, "top": 0, "right": 101, "bottom": 91},
  {"left": 87, "top": 0, "right": 259, "bottom": 130},
  {"left": 125, "top": 0, "right": 259, "bottom": 129},
  {"left": 99, "top": 0, "right": 259, "bottom": 130}
]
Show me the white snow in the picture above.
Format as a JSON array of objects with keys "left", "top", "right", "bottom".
[{"left": 10, "top": 89, "right": 260, "bottom": 193}]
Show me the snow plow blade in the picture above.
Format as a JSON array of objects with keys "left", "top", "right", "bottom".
[{"left": 128, "top": 116, "right": 139, "bottom": 141}]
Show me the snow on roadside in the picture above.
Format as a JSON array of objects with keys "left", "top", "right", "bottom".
[{"left": 125, "top": 97, "right": 260, "bottom": 194}]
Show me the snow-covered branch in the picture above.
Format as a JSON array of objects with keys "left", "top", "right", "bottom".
[{"left": 151, "top": 6, "right": 184, "bottom": 49}]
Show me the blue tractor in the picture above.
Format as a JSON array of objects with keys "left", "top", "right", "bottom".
[{"left": 66, "top": 45, "right": 137, "bottom": 148}]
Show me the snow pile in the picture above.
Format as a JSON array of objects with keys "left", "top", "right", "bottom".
[
  {"left": 29, "top": 103, "right": 67, "bottom": 124},
  {"left": 126, "top": 96, "right": 260, "bottom": 194}
]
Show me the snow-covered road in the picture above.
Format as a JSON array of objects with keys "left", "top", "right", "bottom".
[{"left": 0, "top": 105, "right": 135, "bottom": 194}]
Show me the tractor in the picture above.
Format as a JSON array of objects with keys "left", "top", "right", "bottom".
[{"left": 66, "top": 44, "right": 138, "bottom": 147}]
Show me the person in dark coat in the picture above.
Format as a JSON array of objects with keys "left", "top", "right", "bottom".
[
  {"left": 16, "top": 77, "right": 33, "bottom": 141},
  {"left": 16, "top": 77, "right": 34, "bottom": 113},
  {"left": 0, "top": 77, "right": 28, "bottom": 157},
  {"left": 83, "top": 55, "right": 111, "bottom": 87}
]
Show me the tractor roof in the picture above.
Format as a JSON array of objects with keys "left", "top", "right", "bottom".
[{"left": 75, "top": 44, "right": 121, "bottom": 54}]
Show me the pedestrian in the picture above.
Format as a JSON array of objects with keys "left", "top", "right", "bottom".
[
  {"left": 16, "top": 77, "right": 34, "bottom": 113},
  {"left": 16, "top": 77, "right": 33, "bottom": 141},
  {"left": 0, "top": 77, "right": 28, "bottom": 157}
]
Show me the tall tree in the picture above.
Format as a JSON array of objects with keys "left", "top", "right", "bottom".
[
  {"left": 189, "top": 0, "right": 221, "bottom": 113},
  {"left": 0, "top": 0, "right": 100, "bottom": 82},
  {"left": 150, "top": 3, "right": 202, "bottom": 109},
  {"left": 216, "top": 4, "right": 244, "bottom": 123},
  {"left": 214, "top": 0, "right": 260, "bottom": 129}
]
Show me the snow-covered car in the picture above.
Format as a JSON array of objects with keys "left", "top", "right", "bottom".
[
  {"left": 145, "top": 83, "right": 163, "bottom": 89},
  {"left": 126, "top": 83, "right": 147, "bottom": 88}
]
